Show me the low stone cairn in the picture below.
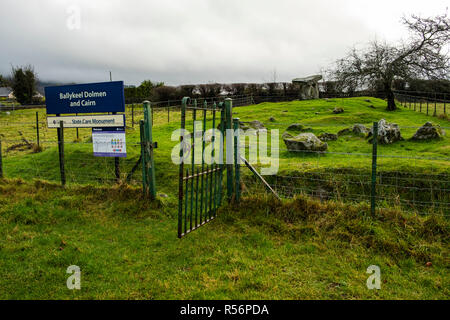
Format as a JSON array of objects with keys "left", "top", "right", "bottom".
[
  {"left": 283, "top": 132, "right": 328, "bottom": 152},
  {"left": 337, "top": 124, "right": 370, "bottom": 137},
  {"left": 318, "top": 133, "right": 338, "bottom": 141},
  {"left": 411, "top": 122, "right": 445, "bottom": 141}
]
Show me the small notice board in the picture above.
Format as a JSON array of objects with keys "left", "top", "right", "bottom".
[{"left": 92, "top": 127, "right": 127, "bottom": 158}]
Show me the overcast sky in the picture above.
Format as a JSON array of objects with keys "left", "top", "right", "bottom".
[{"left": 0, "top": 0, "right": 448, "bottom": 86}]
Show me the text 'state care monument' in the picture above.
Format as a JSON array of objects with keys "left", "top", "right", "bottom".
[{"left": 292, "top": 75, "right": 323, "bottom": 100}]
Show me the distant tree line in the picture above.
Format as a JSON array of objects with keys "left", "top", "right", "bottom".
[{"left": 124, "top": 81, "right": 303, "bottom": 103}]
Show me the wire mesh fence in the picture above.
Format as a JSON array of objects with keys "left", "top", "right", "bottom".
[
  {"left": 0, "top": 139, "right": 144, "bottom": 186},
  {"left": 0, "top": 96, "right": 449, "bottom": 217},
  {"left": 238, "top": 121, "right": 450, "bottom": 217},
  {"left": 393, "top": 90, "right": 448, "bottom": 118}
]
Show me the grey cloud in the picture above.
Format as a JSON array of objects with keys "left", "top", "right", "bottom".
[{"left": 0, "top": 0, "right": 448, "bottom": 85}]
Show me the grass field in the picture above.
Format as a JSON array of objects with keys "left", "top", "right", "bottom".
[
  {"left": 0, "top": 179, "right": 448, "bottom": 299},
  {"left": 1, "top": 97, "right": 448, "bottom": 211},
  {"left": 0, "top": 97, "right": 449, "bottom": 299}
]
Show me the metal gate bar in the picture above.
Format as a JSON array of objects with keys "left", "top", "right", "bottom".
[{"left": 178, "top": 97, "right": 227, "bottom": 238}]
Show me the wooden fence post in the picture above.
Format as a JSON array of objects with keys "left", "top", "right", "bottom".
[
  {"left": 35, "top": 111, "right": 40, "bottom": 147},
  {"left": 57, "top": 121, "right": 66, "bottom": 186},
  {"left": 0, "top": 139, "right": 3, "bottom": 179},
  {"left": 167, "top": 103, "right": 170, "bottom": 123},
  {"left": 371, "top": 121, "right": 378, "bottom": 216},
  {"left": 434, "top": 93, "right": 437, "bottom": 116},
  {"left": 112, "top": 112, "right": 120, "bottom": 183},
  {"left": 132, "top": 104, "right": 135, "bottom": 128},
  {"left": 444, "top": 94, "right": 446, "bottom": 115}
]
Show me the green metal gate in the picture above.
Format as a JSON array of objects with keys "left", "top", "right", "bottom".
[{"left": 177, "top": 97, "right": 239, "bottom": 238}]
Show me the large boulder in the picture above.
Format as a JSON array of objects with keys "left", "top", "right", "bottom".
[
  {"left": 411, "top": 122, "right": 445, "bottom": 141},
  {"left": 318, "top": 133, "right": 338, "bottom": 141},
  {"left": 368, "top": 119, "right": 403, "bottom": 144},
  {"left": 283, "top": 132, "right": 328, "bottom": 152}
]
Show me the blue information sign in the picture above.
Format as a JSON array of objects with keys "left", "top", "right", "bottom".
[{"left": 45, "top": 81, "right": 125, "bottom": 114}]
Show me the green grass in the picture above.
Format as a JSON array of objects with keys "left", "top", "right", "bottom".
[
  {"left": 0, "top": 97, "right": 449, "bottom": 299},
  {"left": 0, "top": 97, "right": 449, "bottom": 212},
  {"left": 0, "top": 179, "right": 448, "bottom": 299}
]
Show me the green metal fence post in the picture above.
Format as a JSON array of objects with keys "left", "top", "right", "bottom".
[
  {"left": 57, "top": 121, "right": 66, "bottom": 186},
  {"left": 371, "top": 121, "right": 378, "bottom": 216},
  {"left": 178, "top": 97, "right": 188, "bottom": 238},
  {"left": 200, "top": 100, "right": 206, "bottom": 223},
  {"left": 225, "top": 98, "right": 233, "bottom": 200},
  {"left": 233, "top": 118, "right": 240, "bottom": 203},
  {"left": 0, "top": 140, "right": 3, "bottom": 178},
  {"left": 143, "top": 101, "right": 156, "bottom": 199},
  {"left": 218, "top": 103, "right": 225, "bottom": 206}
]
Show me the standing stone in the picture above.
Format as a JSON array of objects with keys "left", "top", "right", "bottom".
[{"left": 368, "top": 119, "right": 403, "bottom": 144}]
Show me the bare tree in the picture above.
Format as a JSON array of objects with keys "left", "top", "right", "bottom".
[{"left": 329, "top": 12, "right": 450, "bottom": 110}]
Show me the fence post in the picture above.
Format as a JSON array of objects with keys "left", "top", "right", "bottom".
[
  {"left": 178, "top": 97, "right": 188, "bottom": 238},
  {"left": 225, "top": 98, "right": 233, "bottom": 200},
  {"left": 132, "top": 104, "right": 135, "bottom": 128},
  {"left": 434, "top": 93, "right": 437, "bottom": 116},
  {"left": 35, "top": 111, "right": 40, "bottom": 148},
  {"left": 112, "top": 112, "right": 120, "bottom": 183},
  {"left": 57, "top": 121, "right": 66, "bottom": 186},
  {"left": 444, "top": 94, "right": 446, "bottom": 115},
  {"left": 0, "top": 139, "right": 3, "bottom": 179},
  {"left": 371, "top": 121, "right": 378, "bottom": 216},
  {"left": 143, "top": 101, "right": 156, "bottom": 199},
  {"left": 233, "top": 118, "right": 240, "bottom": 203},
  {"left": 139, "top": 120, "right": 147, "bottom": 195},
  {"left": 151, "top": 107, "right": 154, "bottom": 125},
  {"left": 75, "top": 113, "right": 79, "bottom": 141}
]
